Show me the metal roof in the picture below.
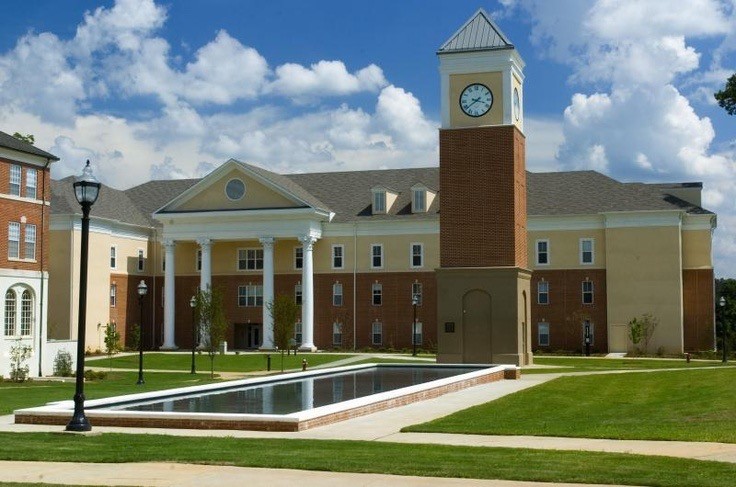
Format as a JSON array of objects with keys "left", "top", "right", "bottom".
[
  {"left": 438, "top": 8, "right": 513, "bottom": 54},
  {"left": 0, "top": 130, "right": 59, "bottom": 161}
]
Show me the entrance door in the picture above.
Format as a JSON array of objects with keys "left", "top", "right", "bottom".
[
  {"left": 247, "top": 324, "right": 262, "bottom": 349},
  {"left": 462, "top": 289, "right": 492, "bottom": 363}
]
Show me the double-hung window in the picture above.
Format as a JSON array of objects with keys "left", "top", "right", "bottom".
[
  {"left": 9, "top": 165, "right": 21, "bottom": 196},
  {"left": 372, "top": 322, "right": 383, "bottom": 345},
  {"left": 24, "top": 224, "right": 36, "bottom": 260},
  {"left": 294, "top": 247, "right": 303, "bottom": 269},
  {"left": 333, "top": 322, "right": 343, "bottom": 346},
  {"left": 580, "top": 238, "right": 594, "bottom": 265},
  {"left": 332, "top": 245, "right": 344, "bottom": 269},
  {"left": 537, "top": 281, "right": 549, "bottom": 305},
  {"left": 26, "top": 169, "right": 37, "bottom": 199},
  {"left": 137, "top": 249, "right": 145, "bottom": 272},
  {"left": 373, "top": 191, "right": 386, "bottom": 213},
  {"left": 371, "top": 244, "right": 383, "bottom": 269},
  {"left": 412, "top": 282, "right": 423, "bottom": 306},
  {"left": 294, "top": 321, "right": 303, "bottom": 344},
  {"left": 412, "top": 322, "right": 423, "bottom": 346},
  {"left": 196, "top": 249, "right": 202, "bottom": 272},
  {"left": 410, "top": 243, "right": 423, "bottom": 268},
  {"left": 538, "top": 323, "right": 550, "bottom": 346},
  {"left": 110, "top": 284, "right": 117, "bottom": 307},
  {"left": 536, "top": 240, "right": 549, "bottom": 265},
  {"left": 238, "top": 284, "right": 263, "bottom": 307},
  {"left": 333, "top": 282, "right": 343, "bottom": 306},
  {"left": 582, "top": 280, "right": 594, "bottom": 304},
  {"left": 110, "top": 246, "right": 117, "bottom": 269},
  {"left": 295, "top": 283, "right": 302, "bottom": 306},
  {"left": 413, "top": 189, "right": 426, "bottom": 212},
  {"left": 372, "top": 282, "right": 382, "bottom": 306},
  {"left": 238, "top": 249, "right": 263, "bottom": 270},
  {"left": 20, "top": 290, "right": 32, "bottom": 336},
  {"left": 4, "top": 290, "right": 16, "bottom": 336},
  {"left": 7, "top": 222, "right": 20, "bottom": 259}
]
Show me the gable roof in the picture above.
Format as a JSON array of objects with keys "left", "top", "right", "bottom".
[
  {"left": 0, "top": 130, "right": 59, "bottom": 161},
  {"left": 438, "top": 8, "right": 513, "bottom": 54}
]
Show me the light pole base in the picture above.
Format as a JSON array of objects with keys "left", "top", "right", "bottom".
[{"left": 65, "top": 415, "right": 91, "bottom": 432}]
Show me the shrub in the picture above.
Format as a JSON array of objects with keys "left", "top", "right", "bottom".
[
  {"left": 53, "top": 350, "right": 74, "bottom": 377},
  {"left": 82, "top": 370, "right": 107, "bottom": 381},
  {"left": 9, "top": 340, "right": 32, "bottom": 382}
]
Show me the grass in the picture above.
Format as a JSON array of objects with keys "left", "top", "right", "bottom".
[
  {"left": 405, "top": 368, "right": 736, "bottom": 442},
  {"left": 0, "top": 372, "right": 218, "bottom": 414},
  {"left": 523, "top": 356, "right": 726, "bottom": 374},
  {"left": 87, "top": 352, "right": 349, "bottom": 372},
  {"left": 0, "top": 433, "right": 735, "bottom": 487}
]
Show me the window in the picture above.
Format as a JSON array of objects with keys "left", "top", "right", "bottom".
[
  {"left": 582, "top": 281, "right": 594, "bottom": 304},
  {"left": 238, "top": 248, "right": 263, "bottom": 270},
  {"left": 238, "top": 284, "right": 263, "bottom": 307},
  {"left": 20, "top": 290, "right": 32, "bottom": 336},
  {"left": 410, "top": 243, "right": 423, "bottom": 268},
  {"left": 536, "top": 240, "right": 549, "bottom": 265},
  {"left": 110, "top": 284, "right": 117, "bottom": 307},
  {"left": 412, "top": 322, "right": 423, "bottom": 346},
  {"left": 294, "top": 246, "right": 303, "bottom": 269},
  {"left": 538, "top": 323, "right": 550, "bottom": 347},
  {"left": 580, "top": 238, "right": 594, "bottom": 265},
  {"left": 412, "top": 282, "right": 423, "bottom": 306},
  {"left": 196, "top": 249, "right": 202, "bottom": 272},
  {"left": 373, "top": 191, "right": 386, "bottom": 213},
  {"left": 294, "top": 321, "right": 303, "bottom": 344},
  {"left": 9, "top": 165, "right": 21, "bottom": 196},
  {"left": 537, "top": 281, "right": 549, "bottom": 305},
  {"left": 371, "top": 244, "right": 383, "bottom": 269},
  {"left": 582, "top": 320, "right": 594, "bottom": 346},
  {"left": 295, "top": 283, "right": 302, "bottom": 306},
  {"left": 372, "top": 322, "right": 383, "bottom": 345},
  {"left": 26, "top": 169, "right": 37, "bottom": 199},
  {"left": 8, "top": 222, "right": 20, "bottom": 259},
  {"left": 110, "top": 246, "right": 117, "bottom": 269},
  {"left": 413, "top": 189, "right": 426, "bottom": 212},
  {"left": 333, "top": 322, "right": 343, "bottom": 346},
  {"left": 24, "top": 224, "right": 36, "bottom": 260},
  {"left": 332, "top": 245, "right": 344, "bottom": 269},
  {"left": 372, "top": 282, "right": 382, "bottom": 306},
  {"left": 162, "top": 253, "right": 166, "bottom": 272},
  {"left": 137, "top": 249, "right": 145, "bottom": 272},
  {"left": 4, "top": 290, "right": 16, "bottom": 336},
  {"left": 333, "top": 282, "right": 343, "bottom": 306}
]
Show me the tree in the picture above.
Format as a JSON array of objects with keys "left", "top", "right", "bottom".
[
  {"left": 268, "top": 295, "right": 299, "bottom": 372},
  {"left": 103, "top": 322, "right": 121, "bottom": 370},
  {"left": 628, "top": 313, "right": 660, "bottom": 354},
  {"left": 12, "top": 132, "right": 34, "bottom": 145},
  {"left": 715, "top": 278, "right": 736, "bottom": 354},
  {"left": 194, "top": 286, "right": 229, "bottom": 378},
  {"left": 715, "top": 73, "right": 736, "bottom": 116}
]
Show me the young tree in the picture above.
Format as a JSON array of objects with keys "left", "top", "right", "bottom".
[
  {"left": 715, "top": 279, "right": 736, "bottom": 353},
  {"left": 194, "top": 286, "right": 229, "bottom": 378},
  {"left": 103, "top": 322, "right": 121, "bottom": 370},
  {"left": 628, "top": 313, "right": 660, "bottom": 354},
  {"left": 12, "top": 132, "right": 34, "bottom": 144},
  {"left": 714, "top": 73, "right": 736, "bottom": 116},
  {"left": 268, "top": 295, "right": 299, "bottom": 372}
]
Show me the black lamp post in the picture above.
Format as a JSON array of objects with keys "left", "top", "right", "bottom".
[
  {"left": 411, "top": 294, "right": 419, "bottom": 357},
  {"left": 719, "top": 296, "right": 727, "bottom": 363},
  {"left": 190, "top": 295, "right": 197, "bottom": 374},
  {"left": 136, "top": 280, "right": 148, "bottom": 385},
  {"left": 66, "top": 160, "right": 100, "bottom": 432}
]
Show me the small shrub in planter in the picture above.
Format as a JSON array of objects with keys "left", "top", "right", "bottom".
[
  {"left": 9, "top": 340, "right": 32, "bottom": 382},
  {"left": 53, "top": 350, "right": 74, "bottom": 377}
]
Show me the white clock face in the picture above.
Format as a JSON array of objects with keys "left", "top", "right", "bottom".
[
  {"left": 513, "top": 88, "right": 521, "bottom": 121},
  {"left": 459, "top": 83, "right": 493, "bottom": 117}
]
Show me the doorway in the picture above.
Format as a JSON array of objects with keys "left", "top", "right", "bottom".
[{"left": 234, "top": 323, "right": 262, "bottom": 349}]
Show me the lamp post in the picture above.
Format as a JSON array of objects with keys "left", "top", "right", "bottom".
[
  {"left": 136, "top": 280, "right": 148, "bottom": 385},
  {"left": 411, "top": 294, "right": 419, "bottom": 357},
  {"left": 719, "top": 296, "right": 727, "bottom": 363},
  {"left": 190, "top": 295, "right": 197, "bottom": 374},
  {"left": 66, "top": 160, "right": 100, "bottom": 432}
]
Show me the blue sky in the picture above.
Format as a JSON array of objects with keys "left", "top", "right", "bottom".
[{"left": 1, "top": 0, "right": 734, "bottom": 275}]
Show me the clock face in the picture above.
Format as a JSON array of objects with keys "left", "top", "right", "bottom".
[
  {"left": 459, "top": 83, "right": 493, "bottom": 117},
  {"left": 513, "top": 88, "right": 521, "bottom": 121}
]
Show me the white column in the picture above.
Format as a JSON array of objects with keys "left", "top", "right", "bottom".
[
  {"left": 259, "top": 237, "right": 275, "bottom": 350},
  {"left": 162, "top": 239, "right": 177, "bottom": 349},
  {"left": 299, "top": 235, "right": 317, "bottom": 351},
  {"left": 197, "top": 237, "right": 212, "bottom": 292}
]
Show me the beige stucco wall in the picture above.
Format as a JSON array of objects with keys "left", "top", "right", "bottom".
[
  {"left": 175, "top": 169, "right": 296, "bottom": 212},
  {"left": 47, "top": 229, "right": 74, "bottom": 339},
  {"left": 528, "top": 229, "right": 606, "bottom": 269},
  {"left": 682, "top": 230, "right": 712, "bottom": 269},
  {"left": 605, "top": 226, "right": 684, "bottom": 353},
  {"left": 449, "top": 72, "right": 503, "bottom": 128}
]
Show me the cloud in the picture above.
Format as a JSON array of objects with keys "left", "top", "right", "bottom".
[
  {"left": 268, "top": 60, "right": 387, "bottom": 100},
  {"left": 375, "top": 85, "right": 437, "bottom": 150}
]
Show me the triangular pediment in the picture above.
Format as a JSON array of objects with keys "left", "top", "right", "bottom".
[
  {"left": 438, "top": 8, "right": 513, "bottom": 54},
  {"left": 156, "top": 159, "right": 329, "bottom": 214}
]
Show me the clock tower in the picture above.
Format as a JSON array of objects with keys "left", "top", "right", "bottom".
[{"left": 436, "top": 9, "right": 532, "bottom": 366}]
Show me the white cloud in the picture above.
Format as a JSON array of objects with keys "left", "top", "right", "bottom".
[
  {"left": 268, "top": 60, "right": 387, "bottom": 99},
  {"left": 524, "top": 116, "right": 565, "bottom": 172},
  {"left": 375, "top": 85, "right": 437, "bottom": 150}
]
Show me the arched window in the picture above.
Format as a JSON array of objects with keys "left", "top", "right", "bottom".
[
  {"left": 4, "top": 290, "right": 16, "bottom": 336},
  {"left": 20, "top": 290, "right": 33, "bottom": 336}
]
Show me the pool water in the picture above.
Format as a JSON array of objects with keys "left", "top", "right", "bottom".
[{"left": 109, "top": 366, "right": 481, "bottom": 415}]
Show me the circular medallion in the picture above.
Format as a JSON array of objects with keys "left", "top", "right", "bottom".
[
  {"left": 225, "top": 178, "right": 246, "bottom": 200},
  {"left": 459, "top": 83, "right": 493, "bottom": 117},
  {"left": 513, "top": 87, "right": 521, "bottom": 121}
]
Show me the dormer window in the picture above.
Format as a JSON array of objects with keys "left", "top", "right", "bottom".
[
  {"left": 373, "top": 190, "right": 386, "bottom": 213},
  {"left": 413, "top": 189, "right": 426, "bottom": 212}
]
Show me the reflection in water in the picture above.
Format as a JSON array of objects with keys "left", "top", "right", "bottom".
[{"left": 116, "top": 366, "right": 480, "bottom": 415}]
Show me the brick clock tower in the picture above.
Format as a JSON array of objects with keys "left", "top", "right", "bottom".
[{"left": 436, "top": 9, "right": 532, "bottom": 366}]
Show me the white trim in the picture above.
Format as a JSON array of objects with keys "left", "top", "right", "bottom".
[
  {"left": 50, "top": 214, "right": 152, "bottom": 241},
  {"left": 331, "top": 244, "right": 345, "bottom": 270},
  {"left": 528, "top": 215, "right": 604, "bottom": 231},
  {"left": 579, "top": 238, "right": 595, "bottom": 265},
  {"left": 683, "top": 214, "right": 716, "bottom": 231},
  {"left": 535, "top": 239, "right": 550, "bottom": 266},
  {"left": 0, "top": 147, "right": 54, "bottom": 167},
  {"left": 0, "top": 193, "right": 44, "bottom": 206},
  {"left": 410, "top": 242, "right": 424, "bottom": 269},
  {"left": 603, "top": 210, "right": 682, "bottom": 229},
  {"left": 323, "top": 220, "right": 438, "bottom": 237},
  {"left": 370, "top": 243, "right": 384, "bottom": 270}
]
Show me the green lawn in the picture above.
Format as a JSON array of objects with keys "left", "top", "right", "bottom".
[
  {"left": 0, "top": 372, "right": 217, "bottom": 414},
  {"left": 405, "top": 368, "right": 736, "bottom": 442},
  {"left": 87, "top": 352, "right": 349, "bottom": 372},
  {"left": 0, "top": 433, "right": 734, "bottom": 487},
  {"left": 524, "top": 356, "right": 725, "bottom": 374}
]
